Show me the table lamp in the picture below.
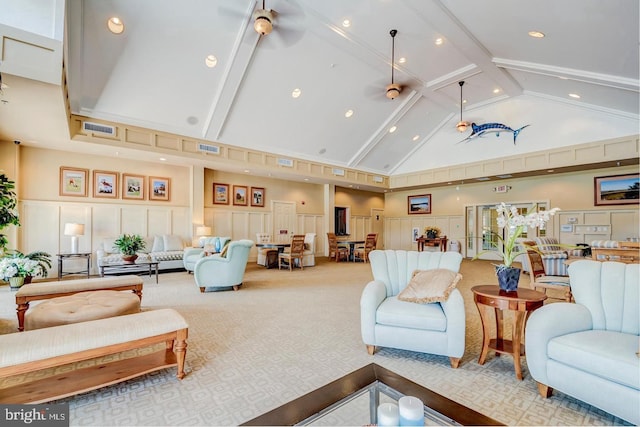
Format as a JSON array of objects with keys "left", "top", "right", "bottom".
[
  {"left": 196, "top": 226, "right": 212, "bottom": 247},
  {"left": 64, "top": 223, "right": 85, "bottom": 253}
]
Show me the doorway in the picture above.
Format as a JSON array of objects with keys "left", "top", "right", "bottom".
[
  {"left": 272, "top": 201, "right": 297, "bottom": 243},
  {"left": 371, "top": 208, "right": 384, "bottom": 249}
]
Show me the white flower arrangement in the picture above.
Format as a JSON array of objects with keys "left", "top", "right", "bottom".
[
  {"left": 482, "top": 203, "right": 560, "bottom": 269},
  {"left": 0, "top": 256, "right": 39, "bottom": 280}
]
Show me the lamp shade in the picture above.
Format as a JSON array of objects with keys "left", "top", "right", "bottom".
[
  {"left": 64, "top": 223, "right": 85, "bottom": 236},
  {"left": 196, "top": 226, "right": 212, "bottom": 237}
]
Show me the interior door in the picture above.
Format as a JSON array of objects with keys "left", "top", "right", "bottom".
[{"left": 272, "top": 201, "right": 297, "bottom": 243}]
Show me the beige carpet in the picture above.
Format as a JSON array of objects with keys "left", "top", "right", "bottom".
[{"left": 0, "top": 257, "right": 631, "bottom": 426}]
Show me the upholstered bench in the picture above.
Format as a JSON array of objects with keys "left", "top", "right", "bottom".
[
  {"left": 15, "top": 275, "right": 143, "bottom": 331},
  {"left": 24, "top": 290, "right": 141, "bottom": 330},
  {"left": 0, "top": 309, "right": 188, "bottom": 404}
]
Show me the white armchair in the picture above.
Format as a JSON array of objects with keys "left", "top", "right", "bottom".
[
  {"left": 256, "top": 233, "right": 271, "bottom": 266},
  {"left": 360, "top": 250, "right": 465, "bottom": 368},
  {"left": 302, "top": 233, "right": 316, "bottom": 267},
  {"left": 194, "top": 240, "right": 253, "bottom": 292}
]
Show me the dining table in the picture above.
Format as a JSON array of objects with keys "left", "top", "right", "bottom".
[
  {"left": 255, "top": 242, "right": 291, "bottom": 268},
  {"left": 337, "top": 240, "right": 365, "bottom": 262}
]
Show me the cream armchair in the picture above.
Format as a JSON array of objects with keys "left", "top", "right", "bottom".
[
  {"left": 360, "top": 250, "right": 465, "bottom": 368},
  {"left": 183, "top": 237, "right": 231, "bottom": 273},
  {"left": 526, "top": 260, "right": 639, "bottom": 424},
  {"left": 194, "top": 240, "right": 253, "bottom": 292}
]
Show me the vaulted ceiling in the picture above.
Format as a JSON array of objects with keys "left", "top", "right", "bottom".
[{"left": 1, "top": 0, "right": 638, "bottom": 181}]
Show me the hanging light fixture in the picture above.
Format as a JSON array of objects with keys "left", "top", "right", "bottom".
[
  {"left": 386, "top": 29, "right": 401, "bottom": 99},
  {"left": 456, "top": 81, "right": 469, "bottom": 133},
  {"left": 253, "top": 0, "right": 273, "bottom": 35}
]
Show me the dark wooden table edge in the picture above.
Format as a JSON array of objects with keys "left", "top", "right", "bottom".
[{"left": 241, "top": 363, "right": 502, "bottom": 426}]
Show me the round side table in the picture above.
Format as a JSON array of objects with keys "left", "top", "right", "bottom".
[{"left": 471, "top": 285, "right": 547, "bottom": 380}]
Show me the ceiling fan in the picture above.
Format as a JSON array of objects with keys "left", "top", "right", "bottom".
[
  {"left": 456, "top": 81, "right": 470, "bottom": 132},
  {"left": 253, "top": 0, "right": 274, "bottom": 35},
  {"left": 386, "top": 29, "right": 401, "bottom": 99}
]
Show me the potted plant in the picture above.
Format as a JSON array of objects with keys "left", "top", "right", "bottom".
[
  {"left": 7, "top": 250, "right": 52, "bottom": 283},
  {"left": 113, "top": 234, "right": 146, "bottom": 264},
  {"left": 474, "top": 203, "right": 559, "bottom": 292},
  {"left": 0, "top": 255, "right": 39, "bottom": 289},
  {"left": 424, "top": 226, "right": 441, "bottom": 239},
  {"left": 0, "top": 173, "right": 20, "bottom": 255}
]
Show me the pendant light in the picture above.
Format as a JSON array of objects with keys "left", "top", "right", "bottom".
[
  {"left": 386, "top": 29, "right": 401, "bottom": 99},
  {"left": 254, "top": 0, "right": 273, "bottom": 35},
  {"left": 456, "top": 81, "right": 469, "bottom": 132}
]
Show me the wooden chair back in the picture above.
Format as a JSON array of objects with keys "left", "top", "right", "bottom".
[{"left": 327, "top": 233, "right": 348, "bottom": 262}]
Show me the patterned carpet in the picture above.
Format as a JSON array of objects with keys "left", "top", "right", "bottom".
[{"left": 0, "top": 257, "right": 632, "bottom": 426}]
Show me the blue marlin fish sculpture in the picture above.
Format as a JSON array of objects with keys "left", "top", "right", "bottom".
[{"left": 459, "top": 122, "right": 530, "bottom": 144}]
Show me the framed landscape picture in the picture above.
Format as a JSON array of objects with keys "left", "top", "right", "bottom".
[
  {"left": 594, "top": 173, "right": 639, "bottom": 206},
  {"left": 93, "top": 170, "right": 118, "bottom": 198},
  {"left": 59, "top": 166, "right": 88, "bottom": 197},
  {"left": 233, "top": 185, "right": 248, "bottom": 206},
  {"left": 122, "top": 174, "right": 145, "bottom": 200},
  {"left": 251, "top": 187, "right": 265, "bottom": 207},
  {"left": 149, "top": 176, "right": 170, "bottom": 201},
  {"left": 213, "top": 183, "right": 229, "bottom": 204},
  {"left": 408, "top": 194, "right": 431, "bottom": 214}
]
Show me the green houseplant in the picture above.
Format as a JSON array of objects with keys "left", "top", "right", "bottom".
[
  {"left": 0, "top": 173, "right": 20, "bottom": 255},
  {"left": 113, "top": 234, "right": 146, "bottom": 264}
]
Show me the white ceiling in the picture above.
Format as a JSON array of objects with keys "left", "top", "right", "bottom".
[{"left": 1, "top": 0, "right": 639, "bottom": 178}]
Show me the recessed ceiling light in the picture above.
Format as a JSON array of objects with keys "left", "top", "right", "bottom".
[
  {"left": 412, "top": 135, "right": 419, "bottom": 141},
  {"left": 398, "top": 57, "right": 406, "bottom": 64},
  {"left": 342, "top": 19, "right": 351, "bottom": 28},
  {"left": 303, "top": 178, "right": 309, "bottom": 181},
  {"left": 345, "top": 109, "right": 354, "bottom": 118},
  {"left": 547, "top": 169, "right": 555, "bottom": 173},
  {"left": 528, "top": 30, "right": 545, "bottom": 38},
  {"left": 493, "top": 88, "right": 501, "bottom": 94},
  {"left": 205, "top": 55, "right": 217, "bottom": 68},
  {"left": 244, "top": 169, "right": 250, "bottom": 173},
  {"left": 291, "top": 88, "right": 302, "bottom": 98},
  {"left": 569, "top": 93, "right": 581, "bottom": 99},
  {"left": 159, "top": 157, "right": 166, "bottom": 161},
  {"left": 462, "top": 99, "right": 467, "bottom": 104},
  {"left": 389, "top": 126, "right": 397, "bottom": 133},
  {"left": 107, "top": 17, "right": 125, "bottom": 34},
  {"left": 434, "top": 37, "right": 443, "bottom": 45}
]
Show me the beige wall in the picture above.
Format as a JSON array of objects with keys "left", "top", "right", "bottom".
[
  {"left": 335, "top": 186, "right": 385, "bottom": 216},
  {"left": 18, "top": 146, "right": 191, "bottom": 206},
  {"left": 384, "top": 165, "right": 639, "bottom": 217},
  {"left": 204, "top": 169, "right": 324, "bottom": 214}
]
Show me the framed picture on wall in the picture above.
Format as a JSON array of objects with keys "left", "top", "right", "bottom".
[
  {"left": 408, "top": 194, "right": 431, "bottom": 214},
  {"left": 149, "top": 176, "right": 170, "bottom": 201},
  {"left": 59, "top": 166, "right": 88, "bottom": 197},
  {"left": 213, "top": 183, "right": 229, "bottom": 204},
  {"left": 233, "top": 185, "right": 248, "bottom": 206},
  {"left": 594, "top": 173, "right": 639, "bottom": 206},
  {"left": 122, "top": 174, "right": 145, "bottom": 200},
  {"left": 251, "top": 187, "right": 265, "bottom": 207},
  {"left": 93, "top": 170, "right": 119, "bottom": 198}
]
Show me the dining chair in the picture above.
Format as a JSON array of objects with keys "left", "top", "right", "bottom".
[
  {"left": 327, "top": 233, "right": 348, "bottom": 262},
  {"left": 255, "top": 233, "right": 271, "bottom": 266},
  {"left": 525, "top": 249, "right": 572, "bottom": 302},
  {"left": 354, "top": 233, "right": 377, "bottom": 263},
  {"left": 279, "top": 234, "right": 305, "bottom": 270}
]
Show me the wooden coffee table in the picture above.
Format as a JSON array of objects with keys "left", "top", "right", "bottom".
[{"left": 471, "top": 285, "right": 547, "bottom": 380}]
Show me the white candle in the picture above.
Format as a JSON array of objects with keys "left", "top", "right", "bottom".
[
  {"left": 377, "top": 403, "right": 400, "bottom": 426},
  {"left": 398, "top": 396, "right": 424, "bottom": 426}
]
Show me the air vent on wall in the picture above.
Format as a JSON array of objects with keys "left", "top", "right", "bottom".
[
  {"left": 82, "top": 121, "right": 116, "bottom": 135},
  {"left": 277, "top": 158, "right": 293, "bottom": 167},
  {"left": 332, "top": 168, "right": 345, "bottom": 176},
  {"left": 373, "top": 176, "right": 384, "bottom": 183},
  {"left": 197, "top": 143, "right": 220, "bottom": 154}
]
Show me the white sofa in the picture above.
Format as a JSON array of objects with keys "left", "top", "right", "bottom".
[{"left": 97, "top": 235, "right": 187, "bottom": 271}]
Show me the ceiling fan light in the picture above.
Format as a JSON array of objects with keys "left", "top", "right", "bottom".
[
  {"left": 456, "top": 121, "right": 469, "bottom": 133},
  {"left": 254, "top": 10, "right": 273, "bottom": 35},
  {"left": 386, "top": 83, "right": 401, "bottom": 99}
]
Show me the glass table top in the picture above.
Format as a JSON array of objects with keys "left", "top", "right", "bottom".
[{"left": 242, "top": 363, "right": 500, "bottom": 426}]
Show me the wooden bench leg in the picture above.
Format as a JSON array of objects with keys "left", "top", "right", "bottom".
[
  {"left": 174, "top": 329, "right": 188, "bottom": 380},
  {"left": 16, "top": 302, "right": 29, "bottom": 332},
  {"left": 366, "top": 345, "right": 376, "bottom": 355}
]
